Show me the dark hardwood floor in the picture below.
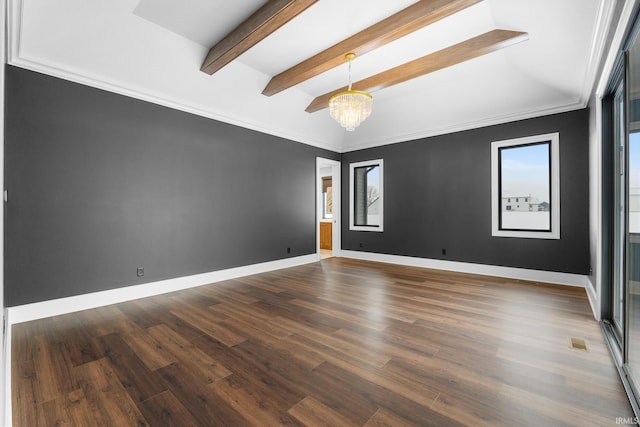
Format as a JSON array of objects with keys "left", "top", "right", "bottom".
[{"left": 12, "top": 258, "right": 634, "bottom": 426}]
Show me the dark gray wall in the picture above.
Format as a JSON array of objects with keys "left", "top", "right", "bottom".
[
  {"left": 4, "top": 65, "right": 590, "bottom": 306},
  {"left": 5, "top": 66, "right": 339, "bottom": 306},
  {"left": 341, "top": 109, "right": 590, "bottom": 275}
]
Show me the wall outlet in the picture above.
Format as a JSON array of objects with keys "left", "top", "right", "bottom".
[
  {"left": 442, "top": 249, "right": 447, "bottom": 255},
  {"left": 137, "top": 267, "right": 144, "bottom": 277},
  {"left": 359, "top": 243, "right": 363, "bottom": 248},
  {"left": 287, "top": 247, "right": 291, "bottom": 254}
]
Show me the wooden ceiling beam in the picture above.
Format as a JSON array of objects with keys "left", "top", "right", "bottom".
[
  {"left": 262, "top": 0, "right": 483, "bottom": 96},
  {"left": 201, "top": 0, "right": 318, "bottom": 75},
  {"left": 306, "top": 29, "right": 529, "bottom": 113}
]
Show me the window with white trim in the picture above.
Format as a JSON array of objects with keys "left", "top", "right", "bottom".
[
  {"left": 350, "top": 159, "right": 383, "bottom": 232},
  {"left": 491, "top": 133, "right": 560, "bottom": 239}
]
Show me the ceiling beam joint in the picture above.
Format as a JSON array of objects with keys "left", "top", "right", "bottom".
[{"left": 201, "top": 0, "right": 318, "bottom": 75}]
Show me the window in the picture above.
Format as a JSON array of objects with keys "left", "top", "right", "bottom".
[
  {"left": 491, "top": 133, "right": 560, "bottom": 239},
  {"left": 350, "top": 159, "right": 383, "bottom": 232}
]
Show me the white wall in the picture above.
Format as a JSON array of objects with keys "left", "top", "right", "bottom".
[
  {"left": 588, "top": 90, "right": 602, "bottom": 319},
  {"left": 1, "top": 0, "right": 7, "bottom": 423}
]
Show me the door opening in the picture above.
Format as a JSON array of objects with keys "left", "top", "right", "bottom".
[{"left": 316, "top": 158, "right": 340, "bottom": 259}]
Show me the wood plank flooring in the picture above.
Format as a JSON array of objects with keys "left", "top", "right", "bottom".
[{"left": 12, "top": 258, "right": 634, "bottom": 426}]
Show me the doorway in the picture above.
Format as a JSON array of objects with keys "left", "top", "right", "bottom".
[{"left": 316, "top": 158, "right": 341, "bottom": 259}]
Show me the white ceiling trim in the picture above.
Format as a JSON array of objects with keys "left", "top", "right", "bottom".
[
  {"left": 10, "top": 44, "right": 590, "bottom": 155},
  {"left": 579, "top": 0, "right": 619, "bottom": 104},
  {"left": 6, "top": 0, "right": 619, "bottom": 153},
  {"left": 6, "top": 1, "right": 339, "bottom": 152},
  {"left": 8, "top": 54, "right": 340, "bottom": 153},
  {"left": 341, "top": 100, "right": 586, "bottom": 152},
  {"left": 7, "top": 0, "right": 23, "bottom": 63},
  {"left": 596, "top": 0, "right": 636, "bottom": 97}
]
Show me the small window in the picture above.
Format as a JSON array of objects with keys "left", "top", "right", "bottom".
[
  {"left": 491, "top": 133, "right": 560, "bottom": 239},
  {"left": 350, "top": 159, "right": 383, "bottom": 232}
]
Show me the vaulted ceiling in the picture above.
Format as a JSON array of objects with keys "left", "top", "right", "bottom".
[{"left": 8, "top": 0, "right": 616, "bottom": 152}]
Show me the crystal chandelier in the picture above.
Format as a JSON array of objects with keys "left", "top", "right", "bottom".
[{"left": 329, "top": 53, "right": 372, "bottom": 131}]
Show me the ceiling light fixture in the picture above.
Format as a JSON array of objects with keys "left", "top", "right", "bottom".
[{"left": 328, "top": 53, "right": 372, "bottom": 131}]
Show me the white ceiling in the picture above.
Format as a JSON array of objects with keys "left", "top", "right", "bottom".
[{"left": 8, "top": 0, "right": 616, "bottom": 152}]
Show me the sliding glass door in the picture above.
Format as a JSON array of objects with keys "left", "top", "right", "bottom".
[
  {"left": 605, "top": 13, "right": 640, "bottom": 414},
  {"left": 627, "top": 28, "right": 640, "bottom": 397}
]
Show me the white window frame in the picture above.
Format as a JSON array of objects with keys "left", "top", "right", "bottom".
[
  {"left": 349, "top": 159, "right": 384, "bottom": 232},
  {"left": 491, "top": 133, "right": 560, "bottom": 239}
]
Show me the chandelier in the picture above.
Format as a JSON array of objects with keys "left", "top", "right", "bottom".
[{"left": 329, "top": 53, "right": 372, "bottom": 131}]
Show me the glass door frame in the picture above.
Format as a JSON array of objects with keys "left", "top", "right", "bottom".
[
  {"left": 624, "top": 18, "right": 640, "bottom": 401},
  {"left": 613, "top": 74, "right": 626, "bottom": 350},
  {"left": 602, "top": 5, "right": 640, "bottom": 416}
]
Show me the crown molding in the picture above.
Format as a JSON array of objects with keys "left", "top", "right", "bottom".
[
  {"left": 6, "top": 0, "right": 613, "bottom": 155},
  {"left": 580, "top": 0, "right": 619, "bottom": 103},
  {"left": 6, "top": 0, "right": 339, "bottom": 153},
  {"left": 341, "top": 100, "right": 586, "bottom": 152},
  {"left": 10, "top": 55, "right": 340, "bottom": 152},
  {"left": 596, "top": 0, "right": 638, "bottom": 96}
]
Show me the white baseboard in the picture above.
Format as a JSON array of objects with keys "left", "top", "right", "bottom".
[
  {"left": 4, "top": 309, "right": 10, "bottom": 427},
  {"left": 341, "top": 250, "right": 590, "bottom": 288},
  {"left": 6, "top": 254, "right": 318, "bottom": 325},
  {"left": 585, "top": 277, "right": 600, "bottom": 320}
]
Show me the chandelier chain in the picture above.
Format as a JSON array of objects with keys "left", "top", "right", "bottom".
[{"left": 348, "top": 56, "right": 352, "bottom": 91}]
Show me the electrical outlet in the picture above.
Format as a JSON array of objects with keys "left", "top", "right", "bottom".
[
  {"left": 137, "top": 267, "right": 144, "bottom": 277},
  {"left": 359, "top": 243, "right": 363, "bottom": 248},
  {"left": 442, "top": 249, "right": 447, "bottom": 255},
  {"left": 287, "top": 247, "right": 291, "bottom": 254}
]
